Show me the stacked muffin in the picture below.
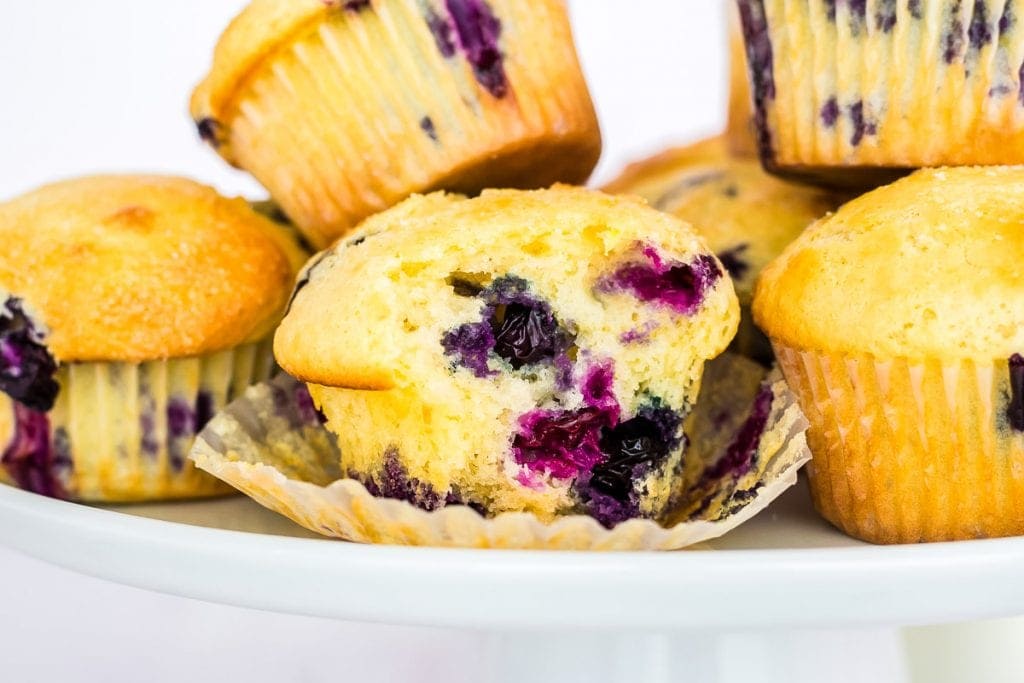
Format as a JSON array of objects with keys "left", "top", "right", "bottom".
[{"left": 736, "top": 1, "right": 1024, "bottom": 543}]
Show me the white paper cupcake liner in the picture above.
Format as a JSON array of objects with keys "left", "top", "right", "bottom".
[{"left": 190, "top": 354, "right": 810, "bottom": 550}]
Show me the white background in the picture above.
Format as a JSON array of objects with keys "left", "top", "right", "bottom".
[{"left": 0, "top": 2, "right": 1022, "bottom": 682}]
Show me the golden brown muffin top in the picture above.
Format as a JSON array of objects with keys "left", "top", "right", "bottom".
[
  {"left": 275, "top": 186, "right": 738, "bottom": 389},
  {"left": 189, "top": 0, "right": 381, "bottom": 162},
  {"left": 754, "top": 167, "right": 1024, "bottom": 360},
  {"left": 0, "top": 175, "right": 307, "bottom": 362}
]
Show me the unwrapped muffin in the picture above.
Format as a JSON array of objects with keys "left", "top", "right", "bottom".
[
  {"left": 754, "top": 166, "right": 1024, "bottom": 543},
  {"left": 0, "top": 175, "right": 306, "bottom": 501},
  {"left": 274, "top": 186, "right": 740, "bottom": 527},
  {"left": 605, "top": 136, "right": 842, "bottom": 363},
  {"left": 737, "top": 0, "right": 1024, "bottom": 182},
  {"left": 191, "top": 0, "right": 601, "bottom": 248}
]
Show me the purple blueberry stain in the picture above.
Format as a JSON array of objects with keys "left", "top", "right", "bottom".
[
  {"left": 444, "top": 0, "right": 508, "bottom": 98},
  {"left": 737, "top": 0, "right": 777, "bottom": 162},
  {"left": 195, "top": 117, "right": 226, "bottom": 149},
  {"left": 597, "top": 246, "right": 722, "bottom": 316},
  {"left": 1, "top": 402, "right": 66, "bottom": 499},
  {"left": 909, "top": 0, "right": 923, "bottom": 20},
  {"left": 620, "top": 322, "right": 658, "bottom": 346},
  {"left": 140, "top": 403, "right": 159, "bottom": 458},
  {"left": 195, "top": 391, "right": 215, "bottom": 432},
  {"left": 333, "top": 0, "right": 371, "bottom": 11},
  {"left": 512, "top": 406, "right": 617, "bottom": 480},
  {"left": 968, "top": 0, "right": 992, "bottom": 50},
  {"left": 702, "top": 384, "right": 773, "bottom": 482},
  {"left": 848, "top": 100, "right": 877, "bottom": 146},
  {"left": 1000, "top": 2, "right": 1014, "bottom": 33},
  {"left": 875, "top": 0, "right": 897, "bottom": 32},
  {"left": 426, "top": 7, "right": 457, "bottom": 57},
  {"left": 944, "top": 0, "right": 966, "bottom": 64},
  {"left": 442, "top": 320, "right": 497, "bottom": 378},
  {"left": 820, "top": 96, "right": 840, "bottom": 128},
  {"left": 419, "top": 116, "right": 439, "bottom": 142},
  {"left": 0, "top": 298, "right": 59, "bottom": 412},
  {"left": 824, "top": 0, "right": 836, "bottom": 21},
  {"left": 1007, "top": 354, "right": 1024, "bottom": 431},
  {"left": 717, "top": 244, "right": 751, "bottom": 281},
  {"left": 352, "top": 447, "right": 449, "bottom": 511},
  {"left": 844, "top": 0, "right": 867, "bottom": 34}
]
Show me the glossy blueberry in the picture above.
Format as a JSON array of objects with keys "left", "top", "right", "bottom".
[
  {"left": 0, "top": 298, "right": 59, "bottom": 412},
  {"left": 490, "top": 303, "right": 561, "bottom": 369},
  {"left": 717, "top": 244, "right": 751, "bottom": 281}
]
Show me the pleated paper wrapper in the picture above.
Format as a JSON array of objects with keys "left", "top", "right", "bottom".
[{"left": 190, "top": 354, "right": 811, "bottom": 550}]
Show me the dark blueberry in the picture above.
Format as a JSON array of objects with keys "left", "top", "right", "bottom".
[
  {"left": 845, "top": 0, "right": 867, "bottom": 33},
  {"left": 1000, "top": 2, "right": 1014, "bottom": 33},
  {"left": 943, "top": 1, "right": 966, "bottom": 64},
  {"left": 195, "top": 117, "right": 225, "bottom": 148},
  {"left": 443, "top": 275, "right": 574, "bottom": 376},
  {"left": 489, "top": 303, "right": 560, "bottom": 369},
  {"left": 722, "top": 184, "right": 739, "bottom": 199},
  {"left": 599, "top": 416, "right": 670, "bottom": 469},
  {"left": 875, "top": 0, "right": 897, "bottom": 32},
  {"left": 0, "top": 298, "right": 59, "bottom": 412},
  {"left": 167, "top": 398, "right": 196, "bottom": 440},
  {"left": 587, "top": 464, "right": 634, "bottom": 501},
  {"left": 1007, "top": 354, "right": 1024, "bottom": 431},
  {"left": 140, "top": 407, "right": 159, "bottom": 457},
  {"left": 195, "top": 391, "right": 215, "bottom": 432},
  {"left": 968, "top": 0, "right": 992, "bottom": 50},
  {"left": 820, "top": 97, "right": 840, "bottom": 128},
  {"left": 1, "top": 403, "right": 66, "bottom": 499},
  {"left": 444, "top": 0, "right": 508, "bottom": 98},
  {"left": 909, "top": 0, "right": 923, "bottom": 20},
  {"left": 600, "top": 248, "right": 723, "bottom": 316},
  {"left": 824, "top": 0, "right": 836, "bottom": 21},
  {"left": 703, "top": 384, "right": 773, "bottom": 481},
  {"left": 736, "top": 1, "right": 777, "bottom": 162},
  {"left": 335, "top": 0, "right": 371, "bottom": 11},
  {"left": 294, "top": 384, "right": 328, "bottom": 425},
  {"left": 848, "top": 100, "right": 877, "bottom": 146},
  {"left": 426, "top": 7, "right": 457, "bottom": 57},
  {"left": 442, "top": 321, "right": 496, "bottom": 377},
  {"left": 717, "top": 244, "right": 751, "bottom": 281},
  {"left": 419, "top": 116, "right": 439, "bottom": 142},
  {"left": 512, "top": 406, "right": 616, "bottom": 479},
  {"left": 352, "top": 447, "right": 448, "bottom": 511}
]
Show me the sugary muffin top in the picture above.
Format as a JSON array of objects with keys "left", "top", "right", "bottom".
[
  {"left": 754, "top": 167, "right": 1024, "bottom": 359},
  {"left": 605, "top": 137, "right": 840, "bottom": 302},
  {"left": 275, "top": 185, "right": 739, "bottom": 388},
  {"left": 0, "top": 175, "right": 306, "bottom": 362}
]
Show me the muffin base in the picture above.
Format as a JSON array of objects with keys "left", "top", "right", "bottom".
[
  {"left": 774, "top": 343, "right": 1024, "bottom": 544},
  {"left": 0, "top": 339, "right": 275, "bottom": 502},
  {"left": 190, "top": 358, "right": 811, "bottom": 550}
]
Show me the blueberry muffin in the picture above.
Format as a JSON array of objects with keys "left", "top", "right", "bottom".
[
  {"left": 190, "top": 0, "right": 601, "bottom": 248},
  {"left": 605, "top": 136, "right": 842, "bottom": 363},
  {"left": 0, "top": 175, "right": 306, "bottom": 501},
  {"left": 726, "top": 2, "right": 758, "bottom": 157},
  {"left": 755, "top": 166, "right": 1024, "bottom": 543},
  {"left": 274, "top": 186, "right": 739, "bottom": 527},
  {"left": 737, "top": 0, "right": 1024, "bottom": 183}
]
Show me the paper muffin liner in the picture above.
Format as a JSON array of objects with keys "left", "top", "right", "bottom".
[
  {"left": 190, "top": 354, "right": 811, "bottom": 550},
  {"left": 726, "top": 1, "right": 758, "bottom": 158},
  {"left": 0, "top": 338, "right": 276, "bottom": 502},
  {"left": 738, "top": 0, "right": 1024, "bottom": 174},
  {"left": 204, "top": 0, "right": 600, "bottom": 248},
  {"left": 773, "top": 343, "right": 1024, "bottom": 544}
]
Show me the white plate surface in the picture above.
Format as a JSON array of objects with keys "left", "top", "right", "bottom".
[{"left": 1, "top": 479, "right": 1022, "bottom": 631}]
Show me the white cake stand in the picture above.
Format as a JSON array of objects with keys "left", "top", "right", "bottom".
[{"left": 1, "top": 479, "right": 1022, "bottom": 683}]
